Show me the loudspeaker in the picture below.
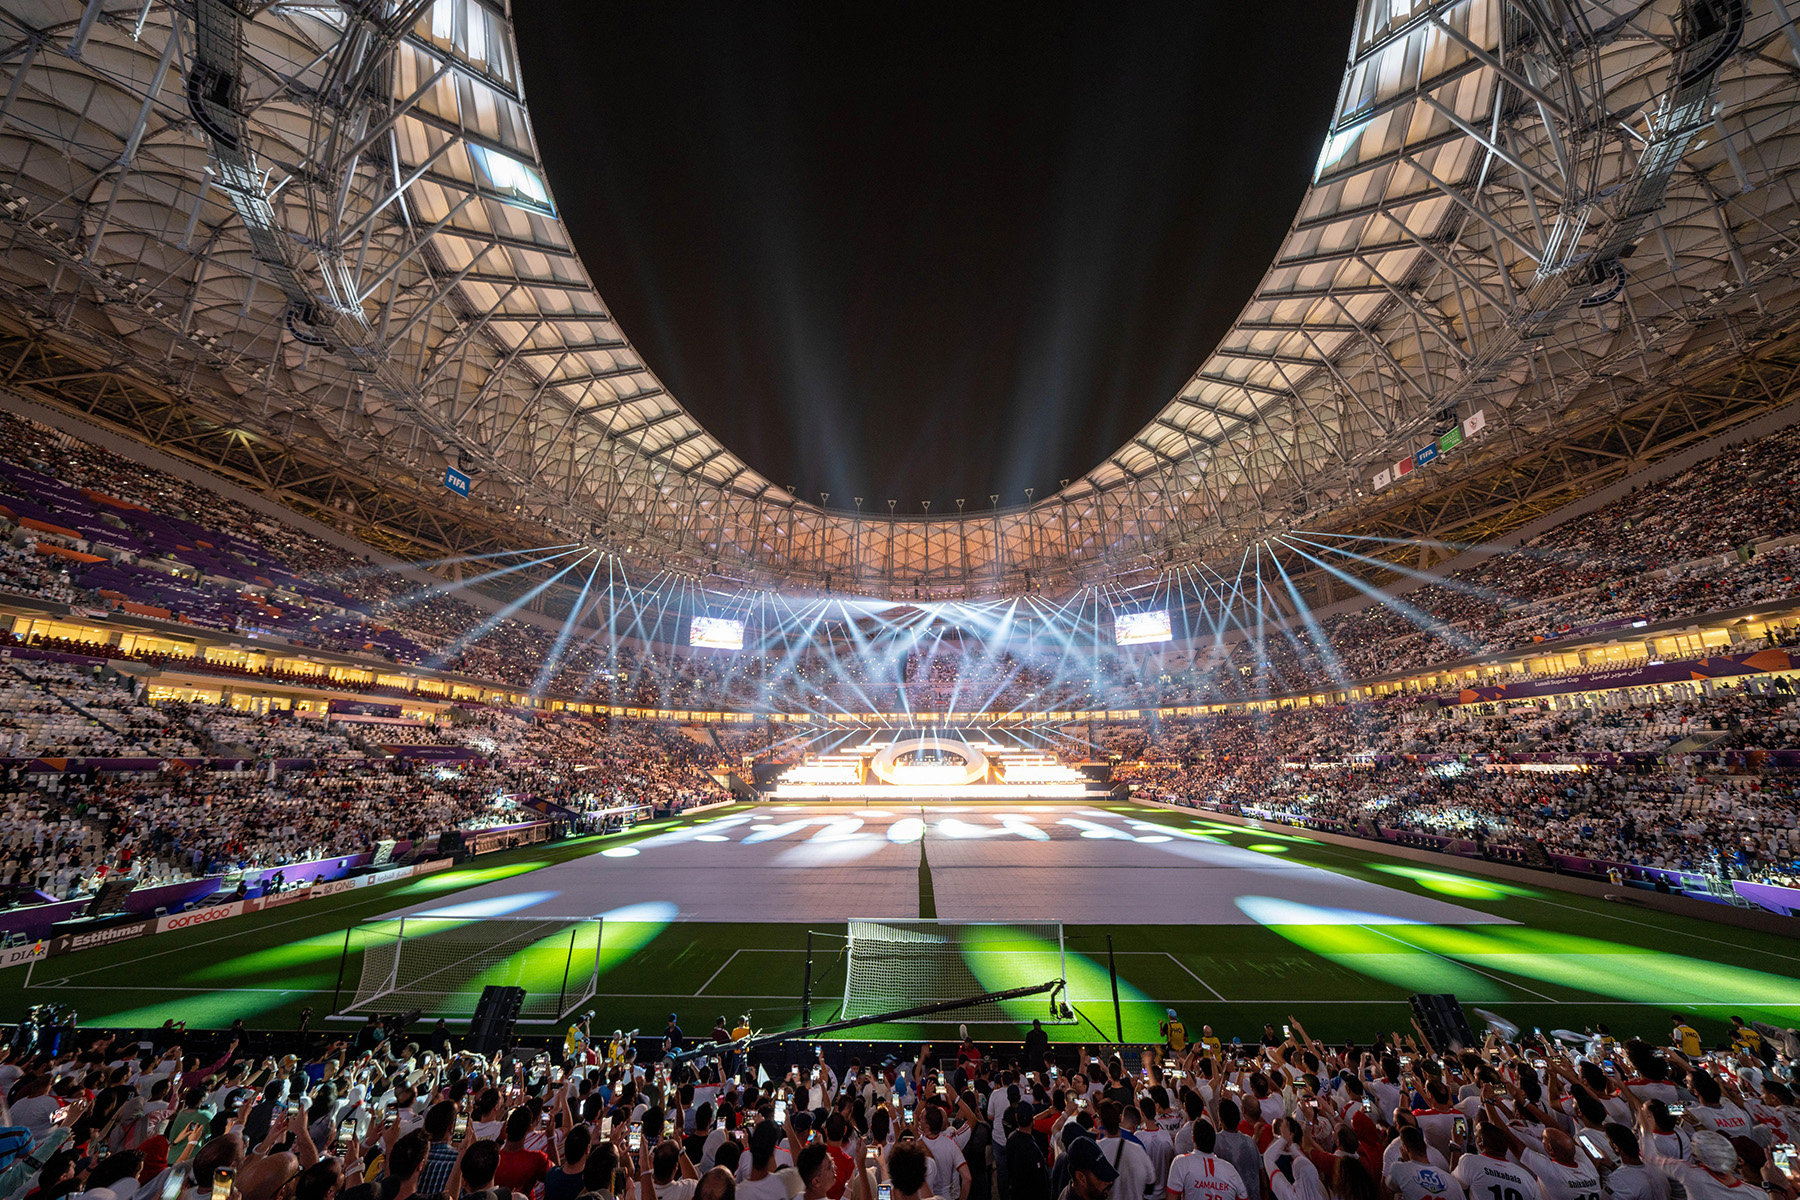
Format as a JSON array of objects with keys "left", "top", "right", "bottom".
[
  {"left": 468, "top": 985, "right": 526, "bottom": 1053},
  {"left": 437, "top": 830, "right": 466, "bottom": 858},
  {"left": 1410, "top": 993, "right": 1476, "bottom": 1053},
  {"left": 84, "top": 877, "right": 135, "bottom": 918}
]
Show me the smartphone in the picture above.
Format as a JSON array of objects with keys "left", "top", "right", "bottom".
[
  {"left": 1282, "top": 1025, "right": 1291, "bottom": 1037},
  {"left": 1578, "top": 1131, "right": 1608, "bottom": 1161},
  {"left": 1773, "top": 1144, "right": 1797, "bottom": 1173},
  {"left": 1078, "top": 1097, "right": 1088, "bottom": 1110},
  {"left": 1049, "top": 1067, "right": 1058, "bottom": 1078},
  {"left": 716, "top": 1117, "right": 727, "bottom": 1131},
  {"left": 878, "top": 1186, "right": 893, "bottom": 1200},
  {"left": 160, "top": 1165, "right": 192, "bottom": 1200},
  {"left": 454, "top": 1115, "right": 468, "bottom": 1139},
  {"left": 629, "top": 1124, "right": 642, "bottom": 1152},
  {"left": 1452, "top": 1116, "right": 1468, "bottom": 1142},
  {"left": 211, "top": 1169, "right": 234, "bottom": 1200},
  {"left": 1668, "top": 1104, "right": 1687, "bottom": 1118},
  {"left": 902, "top": 1107, "right": 913, "bottom": 1126},
  {"left": 774, "top": 1100, "right": 787, "bottom": 1124},
  {"left": 601, "top": 1117, "right": 613, "bottom": 1136}
]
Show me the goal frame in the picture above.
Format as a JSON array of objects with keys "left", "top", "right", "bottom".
[
  {"left": 331, "top": 915, "right": 603, "bottom": 1025},
  {"left": 839, "top": 918, "right": 1073, "bottom": 1026}
]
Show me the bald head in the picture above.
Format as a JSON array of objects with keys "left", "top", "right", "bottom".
[
  {"left": 696, "top": 1166, "right": 737, "bottom": 1200},
  {"left": 1542, "top": 1128, "right": 1577, "bottom": 1167},
  {"left": 237, "top": 1152, "right": 300, "bottom": 1200}
]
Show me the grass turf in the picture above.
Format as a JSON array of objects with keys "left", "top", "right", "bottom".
[{"left": 3, "top": 802, "right": 1797, "bottom": 1046}]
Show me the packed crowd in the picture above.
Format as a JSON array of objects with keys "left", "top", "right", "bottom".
[
  {"left": 1, "top": 1004, "right": 1798, "bottom": 1200},
  {"left": 0, "top": 660, "right": 731, "bottom": 901},
  {"left": 1108, "top": 678, "right": 1800, "bottom": 888},
  {"left": 0, "top": 662, "right": 199, "bottom": 759},
  {"left": 3, "top": 409, "right": 1800, "bottom": 716}
]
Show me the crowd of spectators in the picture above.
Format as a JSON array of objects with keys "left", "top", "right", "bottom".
[
  {"left": 0, "top": 662, "right": 731, "bottom": 901},
  {"left": 1107, "top": 674, "right": 1800, "bottom": 889},
  {"left": 3, "top": 410, "right": 1800, "bottom": 716},
  {"left": 3, "top": 1001, "right": 1800, "bottom": 1200}
]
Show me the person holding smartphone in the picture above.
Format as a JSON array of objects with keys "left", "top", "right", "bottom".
[
  {"left": 495, "top": 1105, "right": 553, "bottom": 1194},
  {"left": 734, "top": 1122, "right": 791, "bottom": 1200}
]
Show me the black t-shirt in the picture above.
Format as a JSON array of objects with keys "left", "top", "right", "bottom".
[
  {"left": 545, "top": 1166, "right": 585, "bottom": 1200},
  {"left": 1007, "top": 1130, "right": 1053, "bottom": 1200}
]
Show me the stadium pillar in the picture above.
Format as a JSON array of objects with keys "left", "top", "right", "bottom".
[{"left": 1106, "top": 934, "right": 1122, "bottom": 1043}]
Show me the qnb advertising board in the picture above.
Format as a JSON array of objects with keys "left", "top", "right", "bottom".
[
  {"left": 1114, "top": 609, "right": 1172, "bottom": 646},
  {"left": 689, "top": 616, "right": 745, "bottom": 651}
]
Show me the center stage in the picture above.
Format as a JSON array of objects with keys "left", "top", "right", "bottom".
[{"left": 388, "top": 802, "right": 1510, "bottom": 927}]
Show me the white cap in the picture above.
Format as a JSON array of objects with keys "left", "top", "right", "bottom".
[{"left": 1690, "top": 1130, "right": 1738, "bottom": 1173}]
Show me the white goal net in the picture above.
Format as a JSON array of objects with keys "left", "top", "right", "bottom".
[
  {"left": 340, "top": 916, "right": 603, "bottom": 1023},
  {"left": 841, "top": 919, "right": 1072, "bottom": 1024}
]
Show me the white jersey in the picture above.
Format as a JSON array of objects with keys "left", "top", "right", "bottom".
[
  {"left": 1454, "top": 1153, "right": 1543, "bottom": 1200},
  {"left": 1387, "top": 1160, "right": 1468, "bottom": 1200},
  {"left": 1520, "top": 1150, "right": 1602, "bottom": 1200},
  {"left": 921, "top": 1131, "right": 967, "bottom": 1200},
  {"left": 1606, "top": 1164, "right": 1671, "bottom": 1200},
  {"left": 1642, "top": 1155, "right": 1769, "bottom": 1200},
  {"left": 1166, "top": 1151, "right": 1249, "bottom": 1200},
  {"left": 1645, "top": 1127, "right": 1691, "bottom": 1162},
  {"left": 1100, "top": 1135, "right": 1159, "bottom": 1200},
  {"left": 1691, "top": 1104, "right": 1756, "bottom": 1142}
]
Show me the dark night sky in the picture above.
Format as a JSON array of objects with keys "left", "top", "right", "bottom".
[{"left": 511, "top": 1, "right": 1358, "bottom": 512}]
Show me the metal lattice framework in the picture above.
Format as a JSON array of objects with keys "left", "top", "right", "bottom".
[{"left": 0, "top": 0, "right": 1798, "bottom": 606}]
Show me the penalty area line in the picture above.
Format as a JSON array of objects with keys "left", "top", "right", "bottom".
[{"left": 696, "top": 950, "right": 742, "bottom": 994}]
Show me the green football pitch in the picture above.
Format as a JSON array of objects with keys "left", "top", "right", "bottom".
[{"left": 4, "top": 801, "right": 1797, "bottom": 1048}]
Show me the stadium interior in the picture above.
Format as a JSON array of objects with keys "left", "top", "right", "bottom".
[{"left": 0, "top": 3, "right": 1796, "bottom": 1200}]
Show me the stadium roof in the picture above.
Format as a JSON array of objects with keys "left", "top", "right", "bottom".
[{"left": 1, "top": 0, "right": 1798, "bottom": 606}]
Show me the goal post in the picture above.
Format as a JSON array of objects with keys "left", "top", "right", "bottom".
[
  {"left": 335, "top": 916, "right": 603, "bottom": 1024},
  {"left": 841, "top": 919, "right": 1074, "bottom": 1025}
]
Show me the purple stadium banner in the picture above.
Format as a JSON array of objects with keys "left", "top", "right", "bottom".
[
  {"left": 1453, "top": 649, "right": 1796, "bottom": 703},
  {"left": 1732, "top": 881, "right": 1800, "bottom": 916}
]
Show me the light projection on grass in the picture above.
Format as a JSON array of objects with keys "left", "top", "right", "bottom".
[
  {"left": 1241, "top": 898, "right": 1800, "bottom": 1017},
  {"left": 1235, "top": 897, "right": 1510, "bottom": 999},
  {"left": 594, "top": 901, "right": 677, "bottom": 977},
  {"left": 413, "top": 891, "right": 560, "bottom": 918},
  {"left": 195, "top": 928, "right": 368, "bottom": 984},
  {"left": 1371, "top": 865, "right": 1540, "bottom": 901},
  {"left": 1397, "top": 925, "right": 1800, "bottom": 1017},
  {"left": 393, "top": 859, "right": 552, "bottom": 895}
]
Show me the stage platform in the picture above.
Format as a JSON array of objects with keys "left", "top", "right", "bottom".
[{"left": 766, "top": 783, "right": 1097, "bottom": 799}]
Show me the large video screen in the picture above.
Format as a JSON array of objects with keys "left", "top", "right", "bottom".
[
  {"left": 689, "top": 616, "right": 745, "bottom": 651},
  {"left": 1114, "top": 609, "right": 1172, "bottom": 646}
]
